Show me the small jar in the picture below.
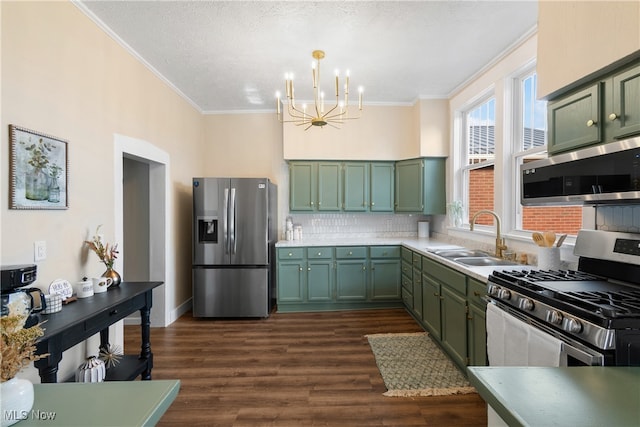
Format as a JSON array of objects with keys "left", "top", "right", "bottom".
[{"left": 293, "top": 225, "right": 302, "bottom": 240}]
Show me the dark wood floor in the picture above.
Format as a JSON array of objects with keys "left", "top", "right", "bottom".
[{"left": 125, "top": 308, "right": 487, "bottom": 426}]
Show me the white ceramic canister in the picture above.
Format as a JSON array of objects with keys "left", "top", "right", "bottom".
[
  {"left": 74, "top": 279, "right": 94, "bottom": 298},
  {"left": 537, "top": 246, "right": 561, "bottom": 270}
]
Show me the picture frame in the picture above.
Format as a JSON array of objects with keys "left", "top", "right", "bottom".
[{"left": 9, "top": 125, "right": 69, "bottom": 210}]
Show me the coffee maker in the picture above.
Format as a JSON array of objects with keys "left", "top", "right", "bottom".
[{"left": 1, "top": 264, "right": 45, "bottom": 327}]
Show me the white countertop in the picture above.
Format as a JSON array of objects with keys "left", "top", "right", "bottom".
[{"left": 276, "top": 237, "right": 531, "bottom": 282}]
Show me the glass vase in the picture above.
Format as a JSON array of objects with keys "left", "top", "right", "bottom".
[
  {"left": 48, "top": 176, "right": 60, "bottom": 203},
  {"left": 0, "top": 377, "right": 34, "bottom": 427},
  {"left": 102, "top": 267, "right": 122, "bottom": 287},
  {"left": 25, "top": 169, "right": 49, "bottom": 201}
]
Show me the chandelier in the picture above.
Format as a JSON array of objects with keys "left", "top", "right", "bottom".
[{"left": 276, "top": 50, "right": 363, "bottom": 130}]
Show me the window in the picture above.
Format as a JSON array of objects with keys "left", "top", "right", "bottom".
[
  {"left": 513, "top": 71, "right": 582, "bottom": 235},
  {"left": 464, "top": 97, "right": 496, "bottom": 226}
]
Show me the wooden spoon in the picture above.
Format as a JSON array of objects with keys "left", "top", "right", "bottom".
[
  {"left": 543, "top": 231, "right": 556, "bottom": 248},
  {"left": 556, "top": 234, "right": 568, "bottom": 247},
  {"left": 532, "top": 232, "right": 545, "bottom": 247}
]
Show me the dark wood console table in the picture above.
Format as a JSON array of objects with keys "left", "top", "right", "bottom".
[{"left": 34, "top": 281, "right": 162, "bottom": 383}]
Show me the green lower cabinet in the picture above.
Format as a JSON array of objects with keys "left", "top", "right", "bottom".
[
  {"left": 370, "top": 259, "right": 401, "bottom": 300},
  {"left": 277, "top": 262, "right": 305, "bottom": 302},
  {"left": 335, "top": 260, "right": 368, "bottom": 300},
  {"left": 307, "top": 260, "right": 333, "bottom": 301},
  {"left": 421, "top": 273, "right": 442, "bottom": 341},
  {"left": 467, "top": 303, "right": 487, "bottom": 366},
  {"left": 441, "top": 285, "right": 468, "bottom": 369}
]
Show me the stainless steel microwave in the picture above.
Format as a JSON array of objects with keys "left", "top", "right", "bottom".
[{"left": 521, "top": 136, "right": 640, "bottom": 205}]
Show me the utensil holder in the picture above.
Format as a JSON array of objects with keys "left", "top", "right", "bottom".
[{"left": 537, "top": 247, "right": 561, "bottom": 270}]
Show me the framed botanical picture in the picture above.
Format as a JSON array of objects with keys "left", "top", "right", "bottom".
[{"left": 9, "top": 125, "right": 69, "bottom": 210}]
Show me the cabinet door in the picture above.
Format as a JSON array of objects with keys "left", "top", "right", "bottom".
[
  {"left": 412, "top": 267, "right": 423, "bottom": 318},
  {"left": 421, "top": 273, "right": 442, "bottom": 340},
  {"left": 370, "top": 259, "right": 401, "bottom": 300},
  {"left": 395, "top": 159, "right": 423, "bottom": 212},
  {"left": 609, "top": 63, "right": 640, "bottom": 139},
  {"left": 335, "top": 260, "right": 368, "bottom": 300},
  {"left": 277, "top": 261, "right": 305, "bottom": 302},
  {"left": 317, "top": 163, "right": 342, "bottom": 211},
  {"left": 370, "top": 162, "right": 394, "bottom": 212},
  {"left": 343, "top": 163, "right": 369, "bottom": 211},
  {"left": 467, "top": 303, "right": 487, "bottom": 366},
  {"left": 307, "top": 261, "right": 333, "bottom": 301},
  {"left": 423, "top": 158, "right": 446, "bottom": 215},
  {"left": 548, "top": 83, "right": 602, "bottom": 154},
  {"left": 441, "top": 285, "right": 468, "bottom": 368},
  {"left": 289, "top": 162, "right": 316, "bottom": 211}
]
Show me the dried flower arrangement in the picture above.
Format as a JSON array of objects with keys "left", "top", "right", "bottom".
[
  {"left": 0, "top": 300, "right": 48, "bottom": 382},
  {"left": 84, "top": 225, "right": 119, "bottom": 269}
]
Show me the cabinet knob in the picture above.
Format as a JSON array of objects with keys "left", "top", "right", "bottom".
[
  {"left": 308, "top": 267, "right": 311, "bottom": 271},
  {"left": 362, "top": 266, "right": 366, "bottom": 271},
  {"left": 288, "top": 252, "right": 293, "bottom": 257},
  {"left": 371, "top": 202, "right": 375, "bottom": 206},
  {"left": 586, "top": 119, "right": 597, "bottom": 127},
  {"left": 311, "top": 201, "right": 314, "bottom": 206},
  {"left": 434, "top": 292, "right": 439, "bottom": 297},
  {"left": 348, "top": 251, "right": 353, "bottom": 256},
  {"left": 299, "top": 267, "right": 303, "bottom": 271},
  {"left": 317, "top": 252, "right": 322, "bottom": 256},
  {"left": 473, "top": 291, "right": 481, "bottom": 296},
  {"left": 609, "top": 113, "right": 618, "bottom": 121}
]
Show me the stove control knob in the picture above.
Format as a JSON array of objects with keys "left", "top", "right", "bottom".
[
  {"left": 497, "top": 289, "right": 511, "bottom": 300},
  {"left": 518, "top": 298, "right": 534, "bottom": 311},
  {"left": 548, "top": 310, "right": 563, "bottom": 325},
  {"left": 565, "top": 318, "right": 583, "bottom": 333},
  {"left": 488, "top": 285, "right": 500, "bottom": 297}
]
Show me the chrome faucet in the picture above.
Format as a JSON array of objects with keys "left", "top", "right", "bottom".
[{"left": 470, "top": 210, "right": 507, "bottom": 258}]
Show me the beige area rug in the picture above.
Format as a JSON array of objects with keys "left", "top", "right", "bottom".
[{"left": 366, "top": 332, "right": 476, "bottom": 397}]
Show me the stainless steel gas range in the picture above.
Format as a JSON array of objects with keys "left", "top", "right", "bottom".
[{"left": 486, "top": 229, "right": 640, "bottom": 366}]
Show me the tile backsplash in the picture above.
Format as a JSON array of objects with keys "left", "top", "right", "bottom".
[
  {"left": 596, "top": 205, "right": 640, "bottom": 233},
  {"left": 285, "top": 213, "right": 431, "bottom": 239}
]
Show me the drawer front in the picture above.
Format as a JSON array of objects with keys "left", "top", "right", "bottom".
[
  {"left": 370, "top": 246, "right": 400, "bottom": 258},
  {"left": 278, "top": 248, "right": 305, "bottom": 260},
  {"left": 401, "top": 246, "right": 413, "bottom": 262},
  {"left": 86, "top": 299, "right": 135, "bottom": 334},
  {"left": 335, "top": 246, "right": 367, "bottom": 259},
  {"left": 402, "top": 287, "right": 413, "bottom": 306},
  {"left": 401, "top": 260, "right": 413, "bottom": 279},
  {"left": 468, "top": 278, "right": 487, "bottom": 307},
  {"left": 423, "top": 256, "right": 466, "bottom": 295},
  {"left": 412, "top": 252, "right": 422, "bottom": 269},
  {"left": 401, "top": 274, "right": 412, "bottom": 291},
  {"left": 307, "top": 247, "right": 333, "bottom": 259}
]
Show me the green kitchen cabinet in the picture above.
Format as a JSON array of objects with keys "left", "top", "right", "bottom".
[
  {"left": 289, "top": 161, "right": 341, "bottom": 212},
  {"left": 289, "top": 162, "right": 316, "bottom": 211},
  {"left": 421, "top": 273, "right": 442, "bottom": 341},
  {"left": 317, "top": 162, "right": 342, "bottom": 211},
  {"left": 548, "top": 83, "right": 602, "bottom": 154},
  {"left": 369, "top": 162, "right": 395, "bottom": 212},
  {"left": 467, "top": 278, "right": 488, "bottom": 366},
  {"left": 394, "top": 158, "right": 446, "bottom": 214},
  {"left": 343, "top": 162, "right": 369, "bottom": 211},
  {"left": 608, "top": 62, "right": 640, "bottom": 140},
  {"left": 441, "top": 284, "right": 468, "bottom": 369},
  {"left": 411, "top": 252, "right": 423, "bottom": 319},
  {"left": 306, "top": 247, "right": 334, "bottom": 301},
  {"left": 276, "top": 248, "right": 306, "bottom": 303},
  {"left": 335, "top": 246, "right": 368, "bottom": 301},
  {"left": 548, "top": 61, "right": 640, "bottom": 155},
  {"left": 369, "top": 245, "right": 401, "bottom": 300}
]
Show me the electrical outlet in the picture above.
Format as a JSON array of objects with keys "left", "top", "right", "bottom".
[{"left": 34, "top": 240, "right": 47, "bottom": 261}]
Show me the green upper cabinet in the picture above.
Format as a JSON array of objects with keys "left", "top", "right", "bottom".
[
  {"left": 289, "top": 161, "right": 341, "bottom": 212},
  {"left": 607, "top": 62, "right": 640, "bottom": 140},
  {"left": 548, "top": 60, "right": 640, "bottom": 155},
  {"left": 343, "top": 162, "right": 369, "bottom": 211},
  {"left": 548, "top": 83, "right": 602, "bottom": 155},
  {"left": 290, "top": 161, "right": 394, "bottom": 213},
  {"left": 317, "top": 163, "right": 342, "bottom": 211},
  {"left": 369, "top": 162, "right": 395, "bottom": 212},
  {"left": 395, "top": 158, "right": 446, "bottom": 214},
  {"left": 289, "top": 162, "right": 316, "bottom": 211}
]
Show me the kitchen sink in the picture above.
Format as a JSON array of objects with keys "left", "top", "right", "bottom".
[
  {"left": 453, "top": 256, "right": 519, "bottom": 267},
  {"left": 432, "top": 249, "right": 492, "bottom": 258}
]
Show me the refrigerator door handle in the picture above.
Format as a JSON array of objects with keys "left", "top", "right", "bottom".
[
  {"left": 223, "top": 187, "right": 229, "bottom": 254},
  {"left": 230, "top": 187, "right": 237, "bottom": 254}
]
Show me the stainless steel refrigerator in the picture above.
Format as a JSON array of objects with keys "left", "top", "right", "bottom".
[{"left": 192, "top": 177, "right": 277, "bottom": 317}]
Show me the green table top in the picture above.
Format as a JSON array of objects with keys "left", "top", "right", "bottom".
[
  {"left": 467, "top": 367, "right": 640, "bottom": 427},
  {"left": 15, "top": 380, "right": 180, "bottom": 426}
]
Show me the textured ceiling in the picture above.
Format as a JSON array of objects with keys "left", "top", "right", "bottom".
[{"left": 76, "top": 1, "right": 538, "bottom": 113}]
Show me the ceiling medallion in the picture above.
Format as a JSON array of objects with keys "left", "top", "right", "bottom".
[{"left": 276, "top": 50, "right": 363, "bottom": 130}]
